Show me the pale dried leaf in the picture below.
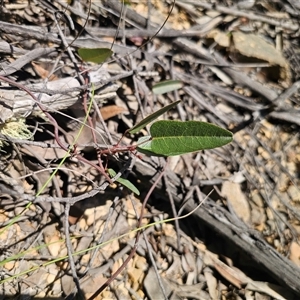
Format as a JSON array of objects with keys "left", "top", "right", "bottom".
[
  {"left": 289, "top": 241, "right": 300, "bottom": 266},
  {"left": 100, "top": 105, "right": 127, "bottom": 120},
  {"left": 31, "top": 62, "right": 58, "bottom": 81},
  {"left": 144, "top": 267, "right": 172, "bottom": 299},
  {"left": 204, "top": 267, "right": 218, "bottom": 299},
  {"left": 61, "top": 275, "right": 75, "bottom": 296},
  {"left": 25, "top": 269, "right": 48, "bottom": 290},
  {"left": 232, "top": 32, "right": 290, "bottom": 81},
  {"left": 207, "top": 29, "right": 231, "bottom": 47},
  {"left": 222, "top": 181, "right": 251, "bottom": 224},
  {"left": 81, "top": 273, "right": 107, "bottom": 295},
  {"left": 166, "top": 255, "right": 182, "bottom": 277},
  {"left": 181, "top": 247, "right": 196, "bottom": 274}
]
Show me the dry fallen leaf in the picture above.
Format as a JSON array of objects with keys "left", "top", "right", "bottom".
[
  {"left": 100, "top": 105, "right": 128, "bottom": 121},
  {"left": 81, "top": 273, "right": 107, "bottom": 296},
  {"left": 232, "top": 32, "right": 290, "bottom": 81},
  {"left": 31, "top": 62, "right": 58, "bottom": 81},
  {"left": 144, "top": 268, "right": 173, "bottom": 299},
  {"left": 222, "top": 181, "right": 251, "bottom": 224},
  {"left": 207, "top": 29, "right": 231, "bottom": 47},
  {"left": 289, "top": 241, "right": 300, "bottom": 266},
  {"left": 204, "top": 267, "right": 218, "bottom": 300},
  {"left": 206, "top": 30, "right": 291, "bottom": 82}
]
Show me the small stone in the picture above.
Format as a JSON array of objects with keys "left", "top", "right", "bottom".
[
  {"left": 288, "top": 185, "right": 300, "bottom": 202},
  {"left": 4, "top": 261, "right": 15, "bottom": 271}
]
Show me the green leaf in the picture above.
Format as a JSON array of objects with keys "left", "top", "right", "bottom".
[
  {"left": 152, "top": 80, "right": 183, "bottom": 94},
  {"left": 136, "top": 135, "right": 164, "bottom": 157},
  {"left": 128, "top": 100, "right": 181, "bottom": 134},
  {"left": 137, "top": 120, "right": 233, "bottom": 156},
  {"left": 108, "top": 169, "right": 140, "bottom": 195},
  {"left": 78, "top": 48, "right": 113, "bottom": 64}
]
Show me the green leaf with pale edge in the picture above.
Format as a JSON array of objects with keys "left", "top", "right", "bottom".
[
  {"left": 136, "top": 135, "right": 165, "bottom": 157},
  {"left": 137, "top": 120, "right": 233, "bottom": 156},
  {"left": 108, "top": 169, "right": 140, "bottom": 195},
  {"left": 128, "top": 100, "right": 181, "bottom": 134},
  {"left": 78, "top": 48, "right": 113, "bottom": 64},
  {"left": 152, "top": 80, "right": 183, "bottom": 94}
]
